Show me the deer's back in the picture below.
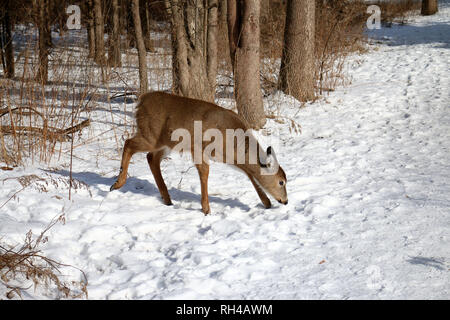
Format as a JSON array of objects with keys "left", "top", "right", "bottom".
[{"left": 135, "top": 92, "right": 248, "bottom": 149}]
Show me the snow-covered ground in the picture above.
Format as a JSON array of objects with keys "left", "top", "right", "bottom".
[{"left": 1, "top": 4, "right": 449, "bottom": 299}]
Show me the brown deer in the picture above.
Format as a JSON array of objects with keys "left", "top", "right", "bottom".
[{"left": 110, "top": 92, "right": 288, "bottom": 214}]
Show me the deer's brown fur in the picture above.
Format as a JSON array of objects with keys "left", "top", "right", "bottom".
[{"left": 110, "top": 92, "right": 288, "bottom": 214}]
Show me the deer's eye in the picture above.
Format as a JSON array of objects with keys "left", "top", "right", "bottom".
[{"left": 279, "top": 181, "right": 284, "bottom": 186}]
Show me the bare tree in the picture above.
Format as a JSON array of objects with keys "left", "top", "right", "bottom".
[
  {"left": 140, "top": 0, "right": 154, "bottom": 52},
  {"left": 278, "top": 0, "right": 315, "bottom": 102},
  {"left": 165, "top": 0, "right": 218, "bottom": 102},
  {"left": 86, "top": 0, "right": 96, "bottom": 58},
  {"left": 108, "top": 0, "right": 122, "bottom": 67},
  {"left": 0, "top": 3, "right": 14, "bottom": 78},
  {"left": 131, "top": 0, "right": 148, "bottom": 95},
  {"left": 227, "top": 0, "right": 266, "bottom": 129},
  {"left": 93, "top": 0, "right": 105, "bottom": 64},
  {"left": 422, "top": 0, "right": 438, "bottom": 15},
  {"left": 36, "top": 0, "right": 51, "bottom": 84},
  {"left": 125, "top": 0, "right": 136, "bottom": 49}
]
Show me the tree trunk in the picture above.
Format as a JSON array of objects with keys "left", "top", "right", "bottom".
[
  {"left": 37, "top": 0, "right": 51, "bottom": 84},
  {"left": 93, "top": 0, "right": 105, "bottom": 64},
  {"left": 278, "top": 0, "right": 315, "bottom": 102},
  {"left": 140, "top": 0, "right": 154, "bottom": 51},
  {"left": 421, "top": 0, "right": 438, "bottom": 15},
  {"left": 166, "top": 0, "right": 218, "bottom": 103},
  {"left": 87, "top": 0, "right": 96, "bottom": 58},
  {"left": 260, "top": 0, "right": 270, "bottom": 26},
  {"left": 227, "top": 0, "right": 266, "bottom": 129},
  {"left": 207, "top": 0, "right": 218, "bottom": 85},
  {"left": 1, "top": 5, "right": 14, "bottom": 78},
  {"left": 126, "top": 1, "right": 136, "bottom": 48},
  {"left": 131, "top": 0, "right": 148, "bottom": 95},
  {"left": 108, "top": 0, "right": 122, "bottom": 67}
]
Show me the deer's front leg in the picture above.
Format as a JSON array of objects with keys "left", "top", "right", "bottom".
[
  {"left": 195, "top": 163, "right": 210, "bottom": 215},
  {"left": 247, "top": 174, "right": 272, "bottom": 209},
  {"left": 110, "top": 138, "right": 136, "bottom": 191}
]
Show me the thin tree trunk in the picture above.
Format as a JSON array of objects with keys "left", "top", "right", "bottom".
[
  {"left": 131, "top": 0, "right": 148, "bottom": 95},
  {"left": 421, "top": 0, "right": 438, "bottom": 15},
  {"left": 126, "top": 1, "right": 136, "bottom": 48},
  {"left": 87, "top": 0, "right": 96, "bottom": 58},
  {"left": 1, "top": 6, "right": 14, "bottom": 78},
  {"left": 140, "top": 0, "right": 154, "bottom": 51},
  {"left": 279, "top": 0, "right": 315, "bottom": 102},
  {"left": 37, "top": 0, "right": 51, "bottom": 84},
  {"left": 108, "top": 0, "right": 122, "bottom": 67},
  {"left": 93, "top": 0, "right": 105, "bottom": 64},
  {"left": 227, "top": 0, "right": 266, "bottom": 129}
]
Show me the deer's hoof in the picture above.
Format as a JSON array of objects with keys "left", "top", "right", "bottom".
[
  {"left": 263, "top": 201, "right": 272, "bottom": 209},
  {"left": 110, "top": 182, "right": 120, "bottom": 191}
]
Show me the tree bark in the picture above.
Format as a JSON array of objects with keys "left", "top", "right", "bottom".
[
  {"left": 421, "top": 0, "right": 438, "bottom": 15},
  {"left": 87, "top": 0, "right": 96, "bottom": 58},
  {"left": 108, "top": 0, "right": 122, "bottom": 67},
  {"left": 1, "top": 5, "right": 14, "bottom": 78},
  {"left": 131, "top": 0, "right": 148, "bottom": 95},
  {"left": 37, "top": 0, "right": 51, "bottom": 84},
  {"left": 140, "top": 0, "right": 154, "bottom": 51},
  {"left": 278, "top": 0, "right": 315, "bottom": 102},
  {"left": 227, "top": 0, "right": 266, "bottom": 129},
  {"left": 126, "top": 0, "right": 136, "bottom": 48},
  {"left": 166, "top": 0, "right": 218, "bottom": 103},
  {"left": 93, "top": 0, "right": 105, "bottom": 64},
  {"left": 260, "top": 0, "right": 270, "bottom": 26}
]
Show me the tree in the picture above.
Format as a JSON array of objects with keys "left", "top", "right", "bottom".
[
  {"left": 140, "top": 0, "right": 154, "bottom": 52},
  {"left": 86, "top": 0, "right": 96, "bottom": 59},
  {"left": 0, "top": 2, "right": 14, "bottom": 78},
  {"left": 131, "top": 0, "right": 148, "bottom": 95},
  {"left": 421, "top": 0, "right": 438, "bottom": 15},
  {"left": 36, "top": 0, "right": 51, "bottom": 84},
  {"left": 108, "top": 0, "right": 122, "bottom": 67},
  {"left": 125, "top": 0, "right": 136, "bottom": 49},
  {"left": 93, "top": 0, "right": 105, "bottom": 64},
  {"left": 278, "top": 0, "right": 315, "bottom": 102},
  {"left": 165, "top": 0, "right": 218, "bottom": 103},
  {"left": 227, "top": 0, "right": 266, "bottom": 129}
]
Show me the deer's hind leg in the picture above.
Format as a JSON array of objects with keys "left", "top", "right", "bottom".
[
  {"left": 147, "top": 149, "right": 172, "bottom": 205},
  {"left": 110, "top": 136, "right": 153, "bottom": 191}
]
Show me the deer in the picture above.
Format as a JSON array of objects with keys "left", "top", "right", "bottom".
[{"left": 110, "top": 91, "right": 288, "bottom": 214}]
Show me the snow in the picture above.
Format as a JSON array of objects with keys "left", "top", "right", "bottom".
[{"left": 1, "top": 3, "right": 449, "bottom": 299}]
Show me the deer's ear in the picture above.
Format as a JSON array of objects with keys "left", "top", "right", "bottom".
[{"left": 259, "top": 146, "right": 276, "bottom": 168}]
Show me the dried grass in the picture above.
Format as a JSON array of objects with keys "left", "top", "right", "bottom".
[
  {"left": 0, "top": 215, "right": 88, "bottom": 300},
  {"left": 0, "top": 29, "right": 94, "bottom": 166}
]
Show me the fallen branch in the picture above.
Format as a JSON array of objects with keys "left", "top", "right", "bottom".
[
  {"left": 0, "top": 106, "right": 45, "bottom": 119},
  {"left": 0, "top": 119, "right": 90, "bottom": 141}
]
